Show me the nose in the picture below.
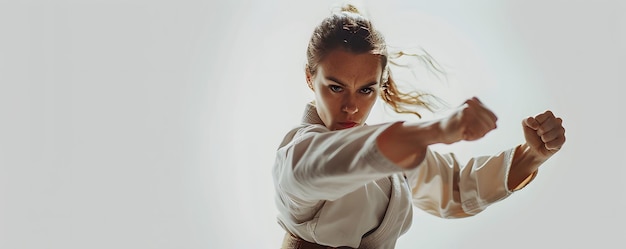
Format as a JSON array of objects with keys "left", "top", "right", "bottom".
[{"left": 342, "top": 95, "right": 359, "bottom": 114}]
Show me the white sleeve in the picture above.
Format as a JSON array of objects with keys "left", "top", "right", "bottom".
[
  {"left": 405, "top": 147, "right": 517, "bottom": 218},
  {"left": 273, "top": 122, "right": 404, "bottom": 203}
]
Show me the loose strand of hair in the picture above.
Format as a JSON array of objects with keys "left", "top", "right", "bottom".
[
  {"left": 381, "top": 47, "right": 450, "bottom": 118},
  {"left": 388, "top": 46, "right": 447, "bottom": 82}
]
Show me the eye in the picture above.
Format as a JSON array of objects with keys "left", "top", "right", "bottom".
[
  {"left": 359, "top": 87, "right": 374, "bottom": 94},
  {"left": 329, "top": 85, "right": 343, "bottom": 92}
]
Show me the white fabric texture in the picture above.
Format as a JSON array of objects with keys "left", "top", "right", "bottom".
[{"left": 272, "top": 103, "right": 530, "bottom": 248}]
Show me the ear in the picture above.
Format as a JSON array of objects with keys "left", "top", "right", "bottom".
[{"left": 305, "top": 66, "right": 314, "bottom": 91}]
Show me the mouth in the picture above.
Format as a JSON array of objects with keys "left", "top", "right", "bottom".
[{"left": 337, "top": 122, "right": 358, "bottom": 129}]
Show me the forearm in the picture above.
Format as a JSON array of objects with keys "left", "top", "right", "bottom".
[
  {"left": 508, "top": 143, "right": 547, "bottom": 191},
  {"left": 376, "top": 120, "right": 443, "bottom": 169},
  {"left": 407, "top": 147, "right": 518, "bottom": 218}
]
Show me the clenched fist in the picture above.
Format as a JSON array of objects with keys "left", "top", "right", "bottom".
[
  {"left": 438, "top": 97, "right": 498, "bottom": 144},
  {"left": 523, "top": 110, "right": 566, "bottom": 159}
]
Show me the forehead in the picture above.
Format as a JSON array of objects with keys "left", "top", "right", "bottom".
[{"left": 317, "top": 49, "right": 382, "bottom": 81}]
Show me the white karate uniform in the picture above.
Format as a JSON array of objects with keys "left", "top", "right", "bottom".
[{"left": 273, "top": 103, "right": 535, "bottom": 248}]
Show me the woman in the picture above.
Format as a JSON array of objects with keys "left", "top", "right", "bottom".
[{"left": 273, "top": 4, "right": 566, "bottom": 249}]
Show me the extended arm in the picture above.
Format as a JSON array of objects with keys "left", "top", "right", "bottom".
[
  {"left": 376, "top": 97, "right": 498, "bottom": 169},
  {"left": 401, "top": 104, "right": 566, "bottom": 217},
  {"left": 275, "top": 97, "right": 496, "bottom": 202}
]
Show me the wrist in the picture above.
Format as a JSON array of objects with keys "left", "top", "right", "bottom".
[
  {"left": 519, "top": 143, "right": 552, "bottom": 163},
  {"left": 512, "top": 143, "right": 547, "bottom": 176},
  {"left": 508, "top": 144, "right": 544, "bottom": 191}
]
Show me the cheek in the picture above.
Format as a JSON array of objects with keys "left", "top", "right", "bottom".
[
  {"left": 316, "top": 89, "right": 339, "bottom": 107},
  {"left": 360, "top": 94, "right": 378, "bottom": 108},
  {"left": 355, "top": 95, "right": 378, "bottom": 117},
  {"left": 314, "top": 90, "right": 336, "bottom": 116}
]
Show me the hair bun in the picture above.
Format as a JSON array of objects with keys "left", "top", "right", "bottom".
[{"left": 341, "top": 4, "right": 361, "bottom": 14}]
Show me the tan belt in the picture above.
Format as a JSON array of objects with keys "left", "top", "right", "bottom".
[{"left": 281, "top": 233, "right": 356, "bottom": 249}]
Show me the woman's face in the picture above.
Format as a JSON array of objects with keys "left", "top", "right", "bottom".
[{"left": 307, "top": 49, "right": 382, "bottom": 131}]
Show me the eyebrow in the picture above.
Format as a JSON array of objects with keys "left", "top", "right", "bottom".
[{"left": 325, "top": 76, "right": 378, "bottom": 88}]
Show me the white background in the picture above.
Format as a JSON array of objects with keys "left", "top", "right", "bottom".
[{"left": 1, "top": 0, "right": 624, "bottom": 248}]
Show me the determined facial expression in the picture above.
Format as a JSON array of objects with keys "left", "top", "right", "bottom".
[{"left": 307, "top": 49, "right": 382, "bottom": 131}]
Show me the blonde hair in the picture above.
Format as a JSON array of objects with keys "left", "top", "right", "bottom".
[{"left": 306, "top": 4, "right": 444, "bottom": 118}]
